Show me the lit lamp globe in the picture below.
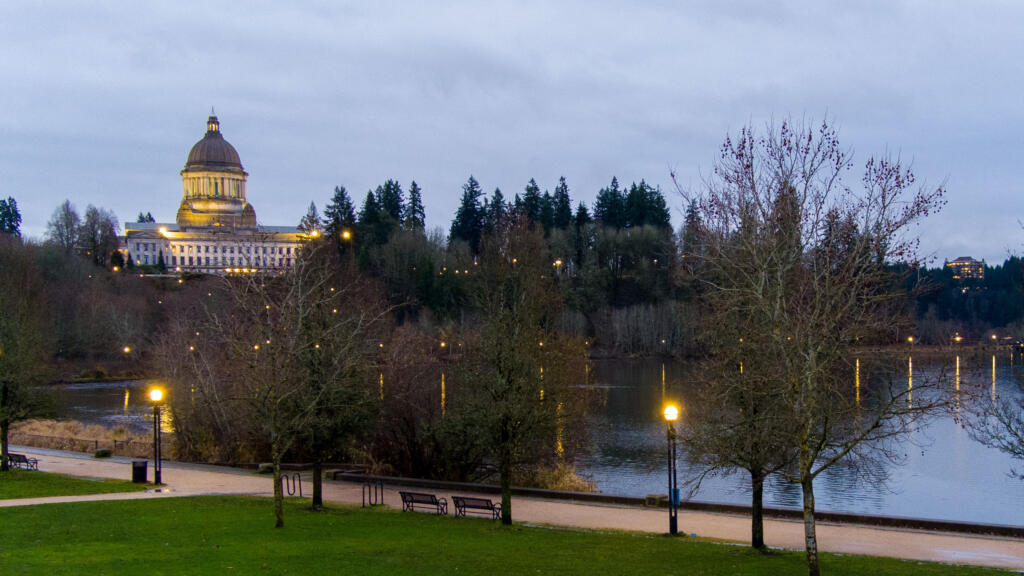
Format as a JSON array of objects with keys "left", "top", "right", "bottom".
[
  {"left": 149, "top": 388, "right": 164, "bottom": 403},
  {"left": 663, "top": 404, "right": 679, "bottom": 422}
]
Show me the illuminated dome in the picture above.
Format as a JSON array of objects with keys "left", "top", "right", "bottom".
[
  {"left": 176, "top": 113, "right": 256, "bottom": 229},
  {"left": 183, "top": 115, "right": 244, "bottom": 173}
]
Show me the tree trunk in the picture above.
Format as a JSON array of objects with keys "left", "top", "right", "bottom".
[
  {"left": 500, "top": 454, "right": 512, "bottom": 526},
  {"left": 312, "top": 460, "right": 323, "bottom": 509},
  {"left": 272, "top": 449, "right": 284, "bottom": 528},
  {"left": 750, "top": 469, "right": 765, "bottom": 550},
  {"left": 1, "top": 421, "right": 9, "bottom": 472},
  {"left": 801, "top": 477, "right": 820, "bottom": 576}
]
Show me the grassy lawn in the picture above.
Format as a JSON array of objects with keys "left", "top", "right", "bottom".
[
  {"left": 0, "top": 469, "right": 148, "bottom": 500},
  {"left": 0, "top": 496, "right": 1009, "bottom": 575}
]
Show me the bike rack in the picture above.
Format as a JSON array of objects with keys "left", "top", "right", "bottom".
[
  {"left": 362, "top": 480, "right": 383, "bottom": 507},
  {"left": 281, "top": 473, "right": 303, "bottom": 497}
]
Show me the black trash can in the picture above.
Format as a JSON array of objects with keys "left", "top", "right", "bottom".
[{"left": 131, "top": 460, "right": 148, "bottom": 483}]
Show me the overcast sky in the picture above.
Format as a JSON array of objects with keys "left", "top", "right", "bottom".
[{"left": 2, "top": 1, "right": 1021, "bottom": 263}]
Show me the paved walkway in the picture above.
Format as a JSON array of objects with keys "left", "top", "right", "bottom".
[{"left": 4, "top": 447, "right": 1023, "bottom": 570}]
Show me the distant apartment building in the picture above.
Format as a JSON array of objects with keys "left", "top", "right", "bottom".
[
  {"left": 945, "top": 256, "right": 985, "bottom": 281},
  {"left": 123, "top": 114, "right": 307, "bottom": 274}
]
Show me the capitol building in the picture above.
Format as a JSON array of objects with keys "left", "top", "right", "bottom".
[{"left": 123, "top": 114, "right": 305, "bottom": 274}]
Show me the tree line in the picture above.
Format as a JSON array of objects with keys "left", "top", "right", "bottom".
[{"left": 1, "top": 120, "right": 1022, "bottom": 576}]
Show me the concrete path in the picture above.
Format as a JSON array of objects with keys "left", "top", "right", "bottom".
[{"left": 4, "top": 447, "right": 1023, "bottom": 570}]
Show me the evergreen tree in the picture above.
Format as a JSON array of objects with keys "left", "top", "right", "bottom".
[
  {"left": 450, "top": 175, "right": 485, "bottom": 253},
  {"left": 593, "top": 177, "right": 625, "bottom": 228},
  {"left": 324, "top": 186, "right": 357, "bottom": 236},
  {"left": 539, "top": 191, "right": 555, "bottom": 234},
  {"left": 552, "top": 177, "right": 573, "bottom": 229},
  {"left": 299, "top": 202, "right": 323, "bottom": 234},
  {"left": 146, "top": 212, "right": 155, "bottom": 223},
  {"left": 358, "top": 191, "right": 388, "bottom": 246},
  {"left": 404, "top": 181, "right": 426, "bottom": 231},
  {"left": 625, "top": 180, "right": 671, "bottom": 229},
  {"left": 681, "top": 200, "right": 703, "bottom": 257},
  {"left": 157, "top": 250, "right": 167, "bottom": 272},
  {"left": 0, "top": 197, "right": 22, "bottom": 237},
  {"left": 522, "top": 179, "right": 542, "bottom": 225},
  {"left": 376, "top": 179, "right": 404, "bottom": 223},
  {"left": 482, "top": 187, "right": 506, "bottom": 236},
  {"left": 573, "top": 202, "right": 592, "bottom": 269},
  {"left": 136, "top": 212, "right": 155, "bottom": 223}
]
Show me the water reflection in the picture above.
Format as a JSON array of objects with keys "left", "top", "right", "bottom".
[
  {"left": 51, "top": 354, "right": 1024, "bottom": 526},
  {"left": 578, "top": 356, "right": 1024, "bottom": 526}
]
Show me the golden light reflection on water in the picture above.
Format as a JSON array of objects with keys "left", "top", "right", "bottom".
[
  {"left": 159, "top": 412, "right": 174, "bottom": 434},
  {"left": 907, "top": 356, "right": 913, "bottom": 408},
  {"left": 556, "top": 401, "right": 564, "bottom": 458},
  {"left": 855, "top": 358, "right": 860, "bottom": 405},
  {"left": 992, "top": 355, "right": 997, "bottom": 406},
  {"left": 123, "top": 387, "right": 130, "bottom": 414},
  {"left": 954, "top": 356, "right": 961, "bottom": 418},
  {"left": 661, "top": 363, "right": 666, "bottom": 401},
  {"left": 441, "top": 372, "right": 446, "bottom": 416},
  {"left": 379, "top": 372, "right": 384, "bottom": 401}
]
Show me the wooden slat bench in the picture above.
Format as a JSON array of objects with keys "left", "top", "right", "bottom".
[
  {"left": 452, "top": 496, "right": 501, "bottom": 520},
  {"left": 6, "top": 453, "right": 39, "bottom": 470},
  {"left": 399, "top": 491, "right": 448, "bottom": 515}
]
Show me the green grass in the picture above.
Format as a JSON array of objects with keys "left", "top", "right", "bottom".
[
  {"left": 0, "top": 496, "right": 1009, "bottom": 575},
  {"left": 0, "top": 469, "right": 148, "bottom": 500}
]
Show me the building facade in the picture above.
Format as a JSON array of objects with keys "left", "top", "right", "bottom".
[
  {"left": 124, "top": 115, "right": 305, "bottom": 274},
  {"left": 945, "top": 256, "right": 985, "bottom": 281}
]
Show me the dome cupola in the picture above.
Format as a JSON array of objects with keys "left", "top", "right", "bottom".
[
  {"left": 183, "top": 114, "right": 245, "bottom": 173},
  {"left": 177, "top": 112, "right": 256, "bottom": 229}
]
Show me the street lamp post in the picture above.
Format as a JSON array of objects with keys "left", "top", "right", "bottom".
[
  {"left": 663, "top": 404, "right": 680, "bottom": 536},
  {"left": 149, "top": 387, "right": 164, "bottom": 485}
]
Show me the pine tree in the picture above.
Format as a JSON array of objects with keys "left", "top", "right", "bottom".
[
  {"left": 625, "top": 180, "right": 671, "bottom": 229},
  {"left": 450, "top": 175, "right": 485, "bottom": 253},
  {"left": 593, "top": 177, "right": 624, "bottom": 228},
  {"left": 404, "top": 181, "right": 426, "bottom": 231},
  {"left": 574, "top": 202, "right": 591, "bottom": 227},
  {"left": 359, "top": 191, "right": 388, "bottom": 245},
  {"left": 483, "top": 187, "right": 506, "bottom": 235},
  {"left": 376, "top": 179, "right": 404, "bottom": 223},
  {"left": 552, "top": 177, "right": 572, "bottom": 229},
  {"left": 540, "top": 191, "right": 555, "bottom": 234},
  {"left": 522, "top": 179, "right": 542, "bottom": 225},
  {"left": 324, "top": 186, "right": 357, "bottom": 236},
  {"left": 146, "top": 212, "right": 155, "bottom": 223},
  {"left": 299, "top": 202, "right": 323, "bottom": 234},
  {"left": 0, "top": 197, "right": 22, "bottom": 237}
]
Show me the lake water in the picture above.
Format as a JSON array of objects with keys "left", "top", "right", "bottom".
[
  {"left": 51, "top": 353, "right": 1023, "bottom": 526},
  {"left": 579, "top": 355, "right": 1024, "bottom": 526}
]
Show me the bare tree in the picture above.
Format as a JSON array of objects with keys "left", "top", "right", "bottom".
[
  {"left": 0, "top": 237, "right": 52, "bottom": 469},
  {"left": 45, "top": 200, "right": 80, "bottom": 253},
  {"left": 460, "top": 215, "right": 588, "bottom": 525},
  {"left": 78, "top": 205, "right": 120, "bottom": 266},
  {"left": 684, "top": 120, "right": 946, "bottom": 576},
  {"left": 162, "top": 239, "right": 387, "bottom": 526}
]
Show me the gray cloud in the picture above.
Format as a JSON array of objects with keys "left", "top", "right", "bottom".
[{"left": 2, "top": 0, "right": 1021, "bottom": 262}]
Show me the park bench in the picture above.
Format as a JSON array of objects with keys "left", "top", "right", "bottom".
[
  {"left": 452, "top": 495, "right": 501, "bottom": 520},
  {"left": 6, "top": 453, "right": 39, "bottom": 470},
  {"left": 399, "top": 491, "right": 448, "bottom": 515}
]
